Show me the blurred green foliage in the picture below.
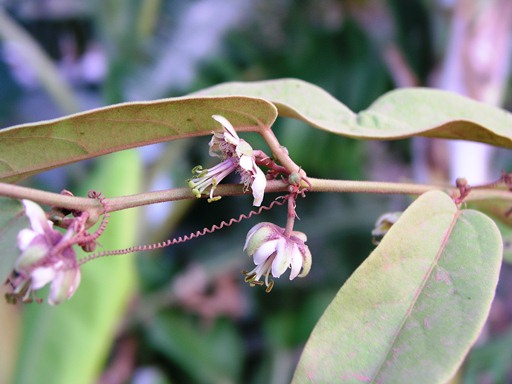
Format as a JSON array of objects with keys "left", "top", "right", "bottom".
[{"left": 1, "top": 1, "right": 510, "bottom": 383}]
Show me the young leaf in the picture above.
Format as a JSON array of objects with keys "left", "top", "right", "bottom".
[
  {"left": 198, "top": 79, "right": 512, "bottom": 148},
  {"left": 0, "top": 96, "right": 277, "bottom": 183},
  {"left": 0, "top": 198, "right": 28, "bottom": 283},
  {"left": 292, "top": 190, "right": 502, "bottom": 383}
]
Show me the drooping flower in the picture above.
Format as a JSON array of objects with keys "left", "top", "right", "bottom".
[
  {"left": 188, "top": 115, "right": 266, "bottom": 206},
  {"left": 243, "top": 222, "right": 312, "bottom": 292},
  {"left": 371, "top": 211, "right": 402, "bottom": 245},
  {"left": 6, "top": 200, "right": 81, "bottom": 305}
]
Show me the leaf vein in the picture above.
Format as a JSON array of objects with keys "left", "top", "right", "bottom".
[{"left": 370, "top": 208, "right": 461, "bottom": 383}]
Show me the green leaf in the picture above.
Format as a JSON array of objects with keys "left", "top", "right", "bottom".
[
  {"left": 0, "top": 96, "right": 277, "bottom": 182},
  {"left": 0, "top": 198, "right": 28, "bottom": 283},
  {"left": 292, "top": 190, "right": 502, "bottom": 383},
  {"left": 13, "top": 150, "right": 141, "bottom": 384},
  {"left": 198, "top": 79, "right": 512, "bottom": 148}
]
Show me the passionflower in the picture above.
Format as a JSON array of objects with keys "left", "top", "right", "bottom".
[
  {"left": 188, "top": 115, "right": 266, "bottom": 206},
  {"left": 243, "top": 222, "right": 312, "bottom": 292},
  {"left": 6, "top": 200, "right": 81, "bottom": 305}
]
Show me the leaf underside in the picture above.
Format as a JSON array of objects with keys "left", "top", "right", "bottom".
[
  {"left": 0, "top": 96, "right": 277, "bottom": 182},
  {"left": 199, "top": 78, "right": 512, "bottom": 146},
  {"left": 292, "top": 190, "right": 502, "bottom": 384},
  {"left": 2, "top": 79, "right": 512, "bottom": 182}
]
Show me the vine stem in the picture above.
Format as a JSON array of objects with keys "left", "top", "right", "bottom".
[
  {"left": 1, "top": 178, "right": 511, "bottom": 222},
  {"left": 4, "top": 124, "right": 511, "bottom": 226},
  {"left": 2, "top": 123, "right": 512, "bottom": 221}
]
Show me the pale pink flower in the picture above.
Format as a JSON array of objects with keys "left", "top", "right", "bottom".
[
  {"left": 9, "top": 200, "right": 81, "bottom": 305},
  {"left": 188, "top": 115, "right": 266, "bottom": 206}
]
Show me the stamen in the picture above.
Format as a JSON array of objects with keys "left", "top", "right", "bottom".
[
  {"left": 265, "top": 279, "right": 274, "bottom": 293},
  {"left": 5, "top": 293, "right": 17, "bottom": 304},
  {"left": 265, "top": 272, "right": 271, "bottom": 288},
  {"left": 188, "top": 159, "right": 238, "bottom": 199},
  {"left": 191, "top": 165, "right": 206, "bottom": 175},
  {"left": 244, "top": 271, "right": 257, "bottom": 282}
]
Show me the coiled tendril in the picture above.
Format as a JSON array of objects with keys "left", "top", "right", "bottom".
[{"left": 78, "top": 197, "right": 287, "bottom": 266}]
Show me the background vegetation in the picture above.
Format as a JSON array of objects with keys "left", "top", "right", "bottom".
[{"left": 1, "top": 1, "right": 512, "bottom": 383}]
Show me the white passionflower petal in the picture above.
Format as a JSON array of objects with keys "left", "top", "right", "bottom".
[
  {"left": 48, "top": 267, "right": 81, "bottom": 306},
  {"left": 253, "top": 239, "right": 279, "bottom": 265},
  {"left": 15, "top": 241, "right": 51, "bottom": 271},
  {"left": 244, "top": 222, "right": 277, "bottom": 254},
  {"left": 244, "top": 223, "right": 265, "bottom": 251},
  {"left": 289, "top": 244, "right": 303, "bottom": 280},
  {"left": 252, "top": 257, "right": 273, "bottom": 282},
  {"left": 251, "top": 166, "right": 267, "bottom": 206},
  {"left": 292, "top": 231, "right": 307, "bottom": 242},
  {"left": 271, "top": 238, "right": 292, "bottom": 278},
  {"left": 212, "top": 114, "right": 239, "bottom": 145},
  {"left": 238, "top": 154, "right": 254, "bottom": 171},
  {"left": 298, "top": 245, "right": 312, "bottom": 278},
  {"left": 17, "top": 228, "right": 38, "bottom": 250},
  {"left": 30, "top": 266, "right": 56, "bottom": 290},
  {"left": 236, "top": 141, "right": 254, "bottom": 159},
  {"left": 22, "top": 200, "right": 51, "bottom": 234}
]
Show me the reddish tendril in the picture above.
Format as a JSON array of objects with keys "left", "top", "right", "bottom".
[
  {"left": 49, "top": 190, "right": 110, "bottom": 257},
  {"left": 78, "top": 191, "right": 111, "bottom": 244},
  {"left": 77, "top": 197, "right": 288, "bottom": 266}
]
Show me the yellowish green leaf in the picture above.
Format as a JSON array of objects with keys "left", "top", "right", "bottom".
[
  {"left": 199, "top": 79, "right": 512, "bottom": 147},
  {"left": 0, "top": 97, "right": 277, "bottom": 182},
  {"left": 292, "top": 190, "right": 502, "bottom": 383}
]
